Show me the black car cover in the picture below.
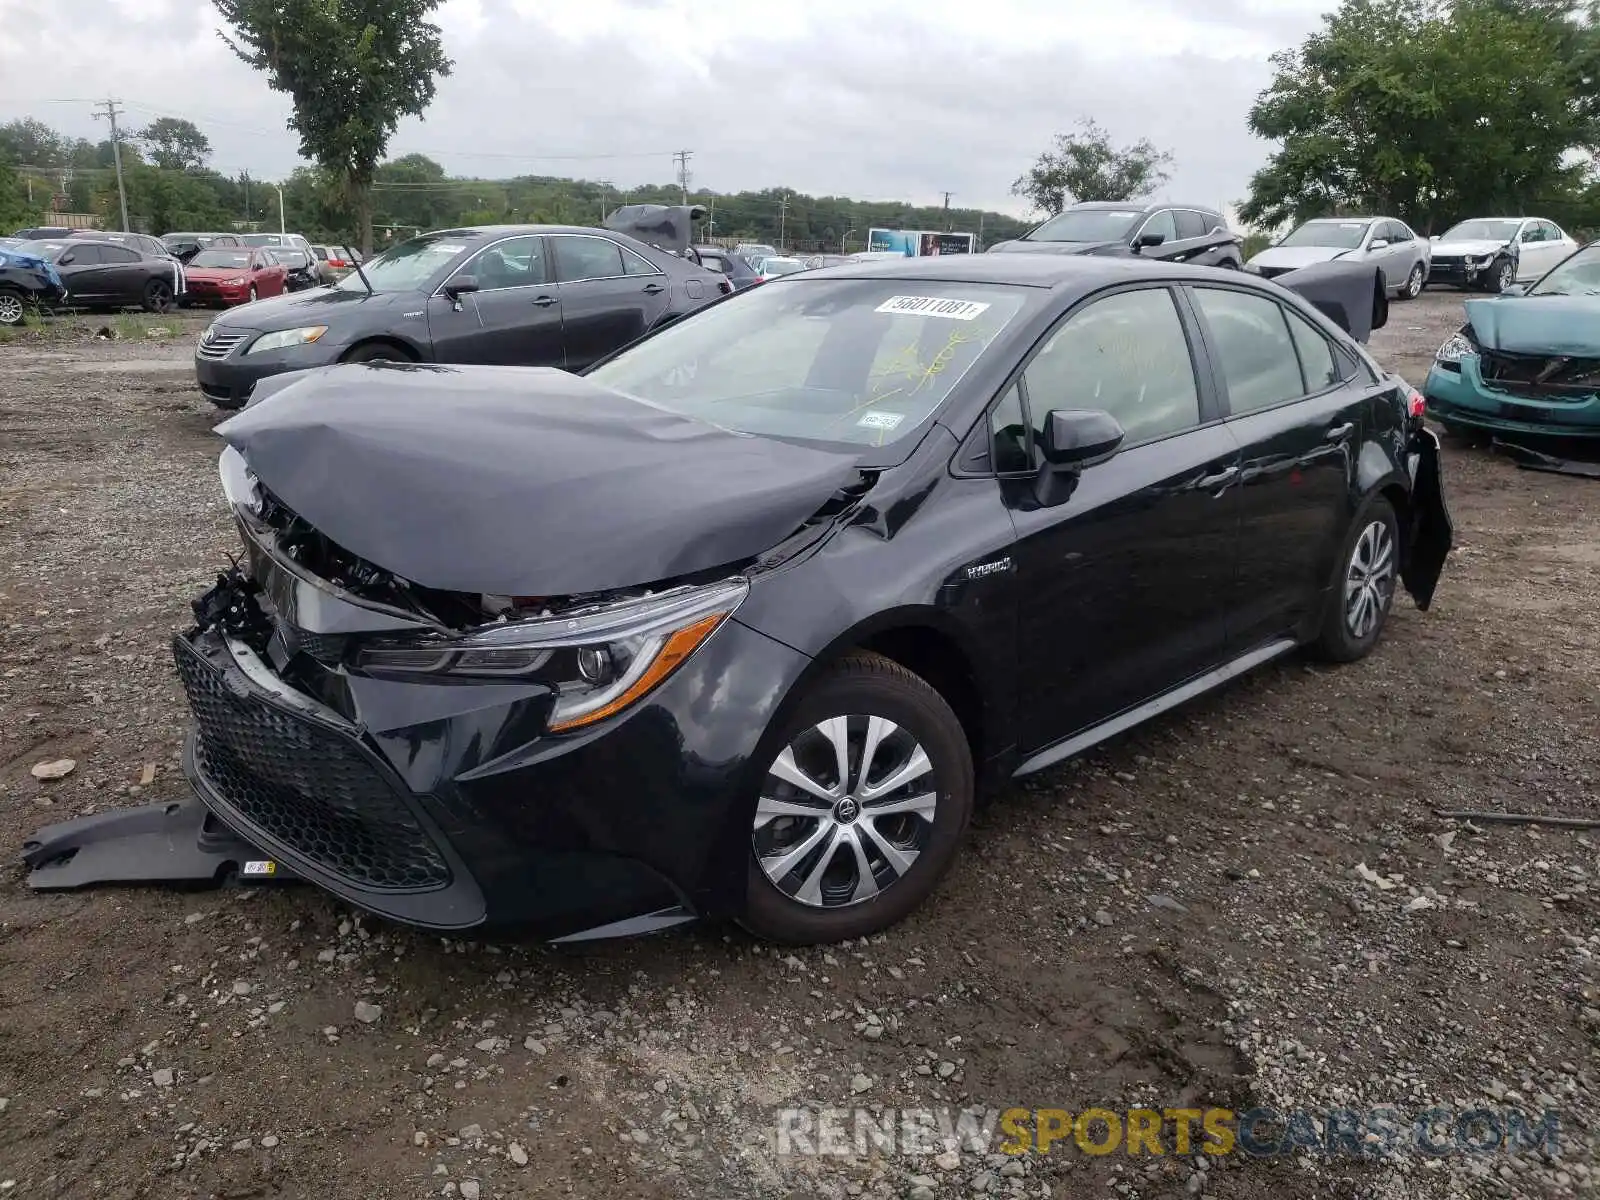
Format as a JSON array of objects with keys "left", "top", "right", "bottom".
[
  {"left": 1273, "top": 259, "right": 1388, "bottom": 344},
  {"left": 602, "top": 204, "right": 707, "bottom": 257},
  {"left": 214, "top": 362, "right": 863, "bottom": 597}
]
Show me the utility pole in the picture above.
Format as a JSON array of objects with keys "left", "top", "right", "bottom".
[
  {"left": 941, "top": 191, "right": 953, "bottom": 231},
  {"left": 777, "top": 191, "right": 789, "bottom": 250},
  {"left": 92, "top": 98, "right": 130, "bottom": 232},
  {"left": 274, "top": 184, "right": 286, "bottom": 234},
  {"left": 977, "top": 211, "right": 985, "bottom": 251},
  {"left": 673, "top": 149, "right": 693, "bottom": 204}
]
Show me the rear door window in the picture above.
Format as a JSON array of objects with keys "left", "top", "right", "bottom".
[
  {"left": 1174, "top": 210, "right": 1208, "bottom": 240},
  {"left": 553, "top": 235, "right": 627, "bottom": 283},
  {"left": 1191, "top": 286, "right": 1306, "bottom": 414}
]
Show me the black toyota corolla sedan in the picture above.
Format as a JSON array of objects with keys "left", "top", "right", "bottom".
[{"left": 159, "top": 253, "right": 1450, "bottom": 944}]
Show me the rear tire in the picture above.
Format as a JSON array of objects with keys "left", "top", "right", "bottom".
[
  {"left": 0, "top": 286, "right": 26, "bottom": 327},
  {"left": 739, "top": 654, "right": 974, "bottom": 945},
  {"left": 1312, "top": 496, "right": 1399, "bottom": 663},
  {"left": 1399, "top": 261, "right": 1425, "bottom": 300},
  {"left": 141, "top": 278, "right": 173, "bottom": 313}
]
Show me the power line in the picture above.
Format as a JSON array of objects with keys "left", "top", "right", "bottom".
[{"left": 91, "top": 99, "right": 130, "bottom": 233}]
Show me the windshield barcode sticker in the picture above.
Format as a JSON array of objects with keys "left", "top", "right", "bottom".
[
  {"left": 875, "top": 296, "right": 991, "bottom": 320},
  {"left": 857, "top": 411, "right": 905, "bottom": 430}
]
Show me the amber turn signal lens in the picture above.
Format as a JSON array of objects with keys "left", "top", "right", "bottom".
[{"left": 546, "top": 611, "right": 728, "bottom": 732}]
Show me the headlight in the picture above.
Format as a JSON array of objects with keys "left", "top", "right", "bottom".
[
  {"left": 356, "top": 577, "right": 748, "bottom": 732},
  {"left": 1476, "top": 253, "right": 1499, "bottom": 267},
  {"left": 245, "top": 326, "right": 328, "bottom": 354},
  {"left": 224, "top": 276, "right": 247, "bottom": 286},
  {"left": 1435, "top": 332, "right": 1476, "bottom": 364}
]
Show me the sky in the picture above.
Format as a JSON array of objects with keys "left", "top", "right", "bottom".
[{"left": 0, "top": 0, "right": 1332, "bottom": 219}]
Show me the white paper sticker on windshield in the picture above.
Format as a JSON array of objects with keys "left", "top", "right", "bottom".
[
  {"left": 431, "top": 244, "right": 466, "bottom": 254},
  {"left": 857, "top": 410, "right": 905, "bottom": 431},
  {"left": 875, "top": 295, "right": 991, "bottom": 320}
]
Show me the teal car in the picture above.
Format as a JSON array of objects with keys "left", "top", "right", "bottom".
[{"left": 1424, "top": 240, "right": 1600, "bottom": 438}]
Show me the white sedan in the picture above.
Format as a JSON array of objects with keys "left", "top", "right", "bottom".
[
  {"left": 1424, "top": 217, "right": 1578, "bottom": 293},
  {"left": 1247, "top": 217, "right": 1432, "bottom": 300}
]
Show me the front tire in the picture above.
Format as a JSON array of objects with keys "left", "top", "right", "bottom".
[
  {"left": 1482, "top": 257, "right": 1514, "bottom": 294},
  {"left": 342, "top": 342, "right": 411, "bottom": 364},
  {"left": 1312, "top": 497, "right": 1399, "bottom": 663},
  {"left": 739, "top": 654, "right": 974, "bottom": 944},
  {"left": 247, "top": 284, "right": 258, "bottom": 304}
]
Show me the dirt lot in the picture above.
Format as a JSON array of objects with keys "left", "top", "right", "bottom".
[{"left": 0, "top": 295, "right": 1596, "bottom": 1200}]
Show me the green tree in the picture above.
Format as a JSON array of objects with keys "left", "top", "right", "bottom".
[
  {"left": 1011, "top": 119, "right": 1174, "bottom": 215},
  {"left": 0, "top": 118, "right": 70, "bottom": 168},
  {"left": 1240, "top": 0, "right": 1600, "bottom": 231},
  {"left": 214, "top": 0, "right": 453, "bottom": 255},
  {"left": 137, "top": 116, "right": 213, "bottom": 171}
]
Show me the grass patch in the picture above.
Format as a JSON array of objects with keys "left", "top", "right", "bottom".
[{"left": 106, "top": 313, "right": 179, "bottom": 341}]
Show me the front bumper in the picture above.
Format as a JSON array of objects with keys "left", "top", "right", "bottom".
[
  {"left": 194, "top": 335, "right": 343, "bottom": 408},
  {"left": 1424, "top": 358, "right": 1600, "bottom": 438},
  {"left": 187, "top": 283, "right": 250, "bottom": 306},
  {"left": 173, "top": 600, "right": 809, "bottom": 938},
  {"left": 1426, "top": 257, "right": 1497, "bottom": 288}
]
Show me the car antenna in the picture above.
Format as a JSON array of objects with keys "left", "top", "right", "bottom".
[{"left": 347, "top": 243, "right": 374, "bottom": 294}]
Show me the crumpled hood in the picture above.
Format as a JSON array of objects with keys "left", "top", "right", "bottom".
[
  {"left": 1463, "top": 295, "right": 1600, "bottom": 354},
  {"left": 1431, "top": 239, "right": 1509, "bottom": 258},
  {"left": 1248, "top": 245, "right": 1352, "bottom": 271},
  {"left": 215, "top": 362, "right": 864, "bottom": 596},
  {"left": 0, "top": 248, "right": 63, "bottom": 288},
  {"left": 602, "top": 204, "right": 706, "bottom": 256},
  {"left": 185, "top": 266, "right": 252, "bottom": 283},
  {"left": 987, "top": 238, "right": 1124, "bottom": 256}
]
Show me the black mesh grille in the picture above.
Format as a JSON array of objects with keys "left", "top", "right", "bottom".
[
  {"left": 174, "top": 637, "right": 450, "bottom": 891},
  {"left": 288, "top": 627, "right": 349, "bottom": 664},
  {"left": 1479, "top": 350, "right": 1600, "bottom": 399}
]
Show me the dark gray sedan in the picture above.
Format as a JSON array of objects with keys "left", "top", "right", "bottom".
[{"left": 194, "top": 222, "right": 726, "bottom": 408}]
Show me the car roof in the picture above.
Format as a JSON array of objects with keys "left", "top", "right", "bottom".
[{"left": 795, "top": 251, "right": 1280, "bottom": 292}]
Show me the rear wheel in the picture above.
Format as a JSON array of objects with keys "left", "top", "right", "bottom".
[
  {"left": 1399, "top": 261, "right": 1425, "bottom": 300},
  {"left": 1312, "top": 497, "right": 1399, "bottom": 663},
  {"left": 0, "top": 286, "right": 26, "bottom": 327},
  {"left": 739, "top": 654, "right": 973, "bottom": 945},
  {"left": 141, "top": 278, "right": 173, "bottom": 313}
]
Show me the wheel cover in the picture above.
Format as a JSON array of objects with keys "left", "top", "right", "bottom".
[
  {"left": 1498, "top": 262, "right": 1513, "bottom": 289},
  {"left": 1345, "top": 520, "right": 1396, "bottom": 638},
  {"left": 753, "top": 715, "right": 937, "bottom": 908},
  {"left": 1408, "top": 264, "right": 1423, "bottom": 296},
  {"left": 0, "top": 293, "right": 22, "bottom": 324}
]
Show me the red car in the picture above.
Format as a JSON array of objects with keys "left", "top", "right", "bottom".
[{"left": 183, "top": 248, "right": 288, "bottom": 306}]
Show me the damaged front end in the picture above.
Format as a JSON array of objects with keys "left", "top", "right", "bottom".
[{"left": 159, "top": 449, "right": 782, "bottom": 934}]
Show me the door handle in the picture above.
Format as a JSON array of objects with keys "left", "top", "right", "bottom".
[
  {"left": 1194, "top": 465, "right": 1239, "bottom": 491},
  {"left": 531, "top": 295, "right": 557, "bottom": 307},
  {"left": 641, "top": 282, "right": 665, "bottom": 295},
  {"left": 1325, "top": 422, "right": 1355, "bottom": 442}
]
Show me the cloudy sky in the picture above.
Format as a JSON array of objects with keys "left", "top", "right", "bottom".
[{"left": 0, "top": 0, "right": 1329, "bottom": 217}]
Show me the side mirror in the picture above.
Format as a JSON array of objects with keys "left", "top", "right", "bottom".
[
  {"left": 1134, "top": 232, "right": 1165, "bottom": 250},
  {"left": 1501, "top": 283, "right": 1527, "bottom": 297},
  {"left": 1369, "top": 238, "right": 1389, "bottom": 250},
  {"left": 443, "top": 275, "right": 479, "bottom": 300},
  {"left": 1429, "top": 234, "right": 1439, "bottom": 242},
  {"left": 57, "top": 252, "right": 75, "bottom": 265},
  {"left": 1039, "top": 409, "right": 1125, "bottom": 469}
]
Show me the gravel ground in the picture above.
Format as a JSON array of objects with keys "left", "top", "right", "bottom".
[{"left": 0, "top": 294, "right": 1596, "bottom": 1199}]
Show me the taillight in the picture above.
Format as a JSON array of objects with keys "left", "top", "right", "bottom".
[
  {"left": 1407, "top": 388, "right": 1426, "bottom": 418},
  {"left": 718, "top": 278, "right": 732, "bottom": 294}
]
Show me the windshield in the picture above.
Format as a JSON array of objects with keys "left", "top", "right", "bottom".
[
  {"left": 1278, "top": 220, "right": 1370, "bottom": 249},
  {"left": 587, "top": 278, "right": 1028, "bottom": 450},
  {"left": 761, "top": 258, "right": 805, "bottom": 276},
  {"left": 240, "top": 233, "right": 286, "bottom": 247},
  {"left": 1441, "top": 219, "right": 1522, "bottom": 242},
  {"left": 1528, "top": 243, "right": 1600, "bottom": 296},
  {"left": 335, "top": 235, "right": 467, "bottom": 293},
  {"left": 191, "top": 250, "right": 251, "bottom": 269},
  {"left": 1026, "top": 208, "right": 1142, "bottom": 243}
]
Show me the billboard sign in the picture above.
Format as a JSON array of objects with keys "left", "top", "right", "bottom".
[{"left": 867, "top": 228, "right": 976, "bottom": 257}]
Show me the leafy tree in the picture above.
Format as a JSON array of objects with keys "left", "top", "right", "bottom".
[
  {"left": 1011, "top": 119, "right": 1174, "bottom": 215},
  {"left": 137, "top": 117, "right": 213, "bottom": 171},
  {"left": 214, "top": 0, "right": 453, "bottom": 254},
  {"left": 0, "top": 162, "right": 33, "bottom": 231},
  {"left": 0, "top": 118, "right": 71, "bottom": 169},
  {"left": 1240, "top": 0, "right": 1600, "bottom": 231}
]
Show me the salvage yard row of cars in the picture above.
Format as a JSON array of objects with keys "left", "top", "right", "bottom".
[
  {"left": 25, "top": 201, "right": 1457, "bottom": 949},
  {"left": 0, "top": 227, "right": 350, "bottom": 324}
]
